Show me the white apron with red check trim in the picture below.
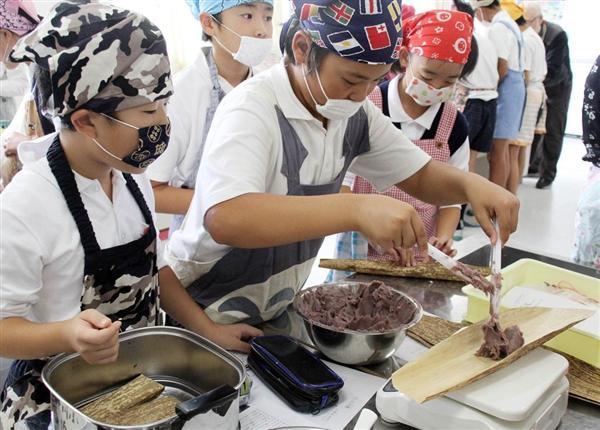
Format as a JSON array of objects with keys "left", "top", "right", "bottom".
[{"left": 353, "top": 85, "right": 455, "bottom": 262}]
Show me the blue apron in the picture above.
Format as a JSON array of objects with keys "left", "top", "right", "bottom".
[{"left": 493, "top": 19, "right": 526, "bottom": 140}]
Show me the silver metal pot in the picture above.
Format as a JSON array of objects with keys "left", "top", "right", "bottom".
[
  {"left": 294, "top": 282, "right": 423, "bottom": 365},
  {"left": 42, "top": 326, "right": 245, "bottom": 430}
]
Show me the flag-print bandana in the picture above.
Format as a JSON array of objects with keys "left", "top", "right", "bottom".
[
  {"left": 292, "top": 0, "right": 403, "bottom": 65},
  {"left": 402, "top": 10, "right": 473, "bottom": 64}
]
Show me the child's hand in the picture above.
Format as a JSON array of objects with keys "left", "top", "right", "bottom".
[
  {"left": 2, "top": 132, "right": 28, "bottom": 157},
  {"left": 64, "top": 309, "right": 122, "bottom": 365},
  {"left": 466, "top": 180, "right": 519, "bottom": 245},
  {"left": 397, "top": 248, "right": 417, "bottom": 267},
  {"left": 203, "top": 322, "right": 263, "bottom": 353},
  {"left": 356, "top": 195, "right": 428, "bottom": 259},
  {"left": 430, "top": 236, "right": 457, "bottom": 257}
]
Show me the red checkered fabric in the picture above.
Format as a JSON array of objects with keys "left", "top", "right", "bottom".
[{"left": 354, "top": 87, "right": 457, "bottom": 261}]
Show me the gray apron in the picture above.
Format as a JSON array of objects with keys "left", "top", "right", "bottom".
[
  {"left": 170, "top": 47, "right": 226, "bottom": 232},
  {"left": 184, "top": 107, "right": 372, "bottom": 325}
]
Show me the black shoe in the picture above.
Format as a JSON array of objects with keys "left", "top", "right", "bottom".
[{"left": 536, "top": 177, "right": 553, "bottom": 189}]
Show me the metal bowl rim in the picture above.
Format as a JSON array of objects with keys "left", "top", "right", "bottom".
[{"left": 293, "top": 281, "right": 424, "bottom": 336}]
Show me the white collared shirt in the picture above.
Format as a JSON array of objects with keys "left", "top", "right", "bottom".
[
  {"left": 168, "top": 62, "right": 430, "bottom": 269},
  {"left": 1, "top": 134, "right": 162, "bottom": 323},
  {"left": 460, "top": 23, "right": 499, "bottom": 101},
  {"left": 523, "top": 27, "right": 547, "bottom": 85},
  {"left": 344, "top": 75, "right": 468, "bottom": 209},
  {"left": 146, "top": 50, "right": 246, "bottom": 187}
]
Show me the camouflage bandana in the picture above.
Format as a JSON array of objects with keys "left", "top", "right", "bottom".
[{"left": 9, "top": 0, "right": 173, "bottom": 117}]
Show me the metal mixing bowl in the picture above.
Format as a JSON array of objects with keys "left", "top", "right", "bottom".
[{"left": 294, "top": 282, "right": 423, "bottom": 365}]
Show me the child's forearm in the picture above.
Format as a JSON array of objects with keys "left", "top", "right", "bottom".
[
  {"left": 436, "top": 207, "right": 461, "bottom": 239},
  {"left": 204, "top": 193, "right": 363, "bottom": 248},
  {"left": 158, "top": 267, "right": 216, "bottom": 336},
  {"left": 151, "top": 181, "right": 194, "bottom": 215},
  {"left": 0, "top": 317, "right": 72, "bottom": 360}
]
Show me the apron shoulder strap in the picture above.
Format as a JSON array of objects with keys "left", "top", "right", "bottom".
[
  {"left": 369, "top": 84, "right": 383, "bottom": 111},
  {"left": 123, "top": 174, "right": 155, "bottom": 231},
  {"left": 379, "top": 80, "right": 391, "bottom": 118},
  {"left": 433, "top": 102, "right": 458, "bottom": 143},
  {"left": 275, "top": 105, "right": 309, "bottom": 186},
  {"left": 420, "top": 104, "right": 445, "bottom": 140},
  {"left": 46, "top": 136, "right": 101, "bottom": 255},
  {"left": 181, "top": 47, "right": 226, "bottom": 189},
  {"left": 495, "top": 19, "right": 524, "bottom": 70},
  {"left": 378, "top": 79, "right": 402, "bottom": 130},
  {"left": 343, "top": 106, "right": 371, "bottom": 162}
]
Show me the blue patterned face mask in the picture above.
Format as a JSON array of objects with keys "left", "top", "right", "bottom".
[{"left": 93, "top": 114, "right": 171, "bottom": 169}]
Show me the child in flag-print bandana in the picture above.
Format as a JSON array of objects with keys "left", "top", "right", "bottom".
[{"left": 166, "top": 0, "right": 519, "bottom": 325}]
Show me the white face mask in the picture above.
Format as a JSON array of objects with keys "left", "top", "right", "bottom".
[
  {"left": 405, "top": 62, "right": 455, "bottom": 107},
  {"left": 212, "top": 19, "right": 272, "bottom": 67},
  {"left": 302, "top": 64, "right": 363, "bottom": 121}
]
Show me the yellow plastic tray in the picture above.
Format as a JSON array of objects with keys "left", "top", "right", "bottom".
[{"left": 462, "top": 258, "right": 600, "bottom": 368}]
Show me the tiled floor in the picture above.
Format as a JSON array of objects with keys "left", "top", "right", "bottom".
[{"left": 307, "top": 137, "right": 593, "bottom": 286}]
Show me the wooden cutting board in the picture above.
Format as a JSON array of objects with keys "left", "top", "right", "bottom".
[
  {"left": 319, "top": 259, "right": 491, "bottom": 282},
  {"left": 406, "top": 314, "right": 600, "bottom": 406},
  {"left": 392, "top": 307, "right": 594, "bottom": 403}
]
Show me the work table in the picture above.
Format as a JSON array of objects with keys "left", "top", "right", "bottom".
[{"left": 262, "top": 246, "right": 600, "bottom": 430}]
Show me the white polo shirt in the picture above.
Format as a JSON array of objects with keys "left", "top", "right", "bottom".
[
  {"left": 1, "top": 134, "right": 163, "bottom": 323},
  {"left": 460, "top": 23, "right": 499, "bottom": 101},
  {"left": 489, "top": 10, "right": 523, "bottom": 72},
  {"left": 167, "top": 62, "right": 430, "bottom": 285},
  {"left": 146, "top": 50, "right": 241, "bottom": 187},
  {"left": 523, "top": 27, "right": 547, "bottom": 86}
]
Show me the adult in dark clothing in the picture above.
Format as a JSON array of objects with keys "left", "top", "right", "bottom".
[{"left": 524, "top": 2, "right": 572, "bottom": 189}]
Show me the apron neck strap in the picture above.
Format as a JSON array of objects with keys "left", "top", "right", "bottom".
[
  {"left": 47, "top": 136, "right": 156, "bottom": 256},
  {"left": 46, "top": 136, "right": 101, "bottom": 255},
  {"left": 123, "top": 174, "right": 155, "bottom": 228}
]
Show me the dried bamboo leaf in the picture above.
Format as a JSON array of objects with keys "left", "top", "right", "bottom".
[
  {"left": 406, "top": 313, "right": 600, "bottom": 406},
  {"left": 319, "top": 259, "right": 490, "bottom": 282},
  {"left": 80, "top": 374, "right": 164, "bottom": 422},
  {"left": 110, "top": 395, "right": 179, "bottom": 426}
]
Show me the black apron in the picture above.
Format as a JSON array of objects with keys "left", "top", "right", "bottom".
[{"left": 0, "top": 136, "right": 160, "bottom": 429}]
